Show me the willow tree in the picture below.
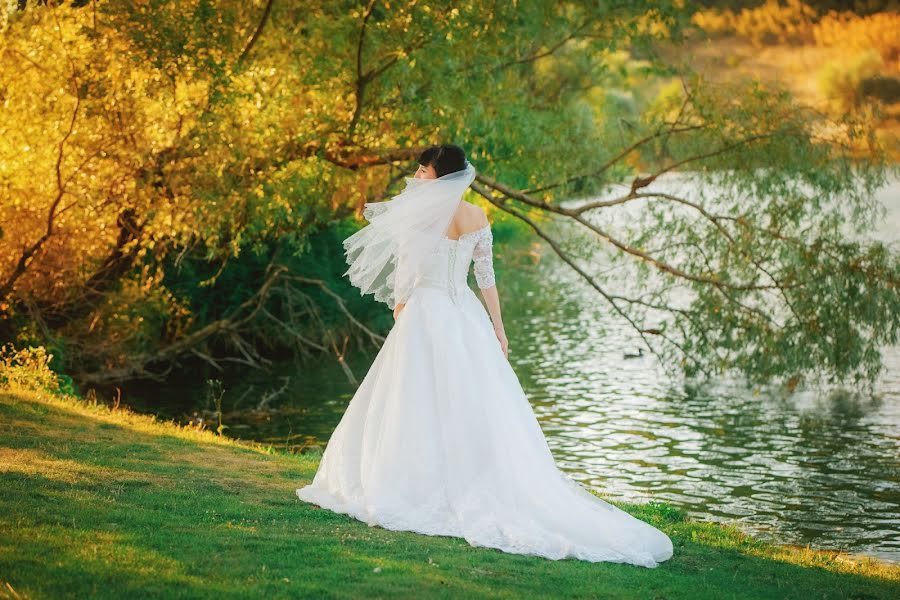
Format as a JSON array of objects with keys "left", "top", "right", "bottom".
[{"left": 1, "top": 1, "right": 896, "bottom": 394}]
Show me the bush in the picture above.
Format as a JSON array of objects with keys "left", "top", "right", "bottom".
[
  {"left": 0, "top": 343, "right": 61, "bottom": 394},
  {"left": 812, "top": 11, "right": 900, "bottom": 70},
  {"left": 692, "top": 0, "right": 817, "bottom": 46},
  {"left": 693, "top": 1, "right": 900, "bottom": 64}
]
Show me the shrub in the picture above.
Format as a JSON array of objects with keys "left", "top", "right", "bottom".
[
  {"left": 812, "top": 11, "right": 900, "bottom": 70},
  {"left": 0, "top": 343, "right": 61, "bottom": 394},
  {"left": 692, "top": 0, "right": 817, "bottom": 46},
  {"left": 693, "top": 1, "right": 900, "bottom": 64}
]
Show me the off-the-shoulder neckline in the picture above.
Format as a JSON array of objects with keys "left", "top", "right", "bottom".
[{"left": 444, "top": 223, "right": 490, "bottom": 242}]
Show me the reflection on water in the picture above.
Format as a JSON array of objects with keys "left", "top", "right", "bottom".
[
  {"left": 127, "top": 177, "right": 900, "bottom": 563},
  {"left": 518, "top": 252, "right": 900, "bottom": 564},
  {"left": 519, "top": 176, "right": 900, "bottom": 563}
]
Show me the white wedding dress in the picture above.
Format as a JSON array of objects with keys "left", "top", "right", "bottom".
[{"left": 296, "top": 223, "right": 674, "bottom": 567}]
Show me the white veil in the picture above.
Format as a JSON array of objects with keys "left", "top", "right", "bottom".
[{"left": 342, "top": 160, "right": 477, "bottom": 309}]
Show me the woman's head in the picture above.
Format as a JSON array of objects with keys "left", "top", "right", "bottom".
[{"left": 415, "top": 144, "right": 467, "bottom": 179}]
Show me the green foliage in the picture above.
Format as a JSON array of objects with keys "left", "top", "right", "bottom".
[
  {"left": 550, "top": 66, "right": 897, "bottom": 389},
  {"left": 1, "top": 0, "right": 895, "bottom": 393},
  {"left": 158, "top": 218, "right": 395, "bottom": 361},
  {"left": 0, "top": 343, "right": 60, "bottom": 394},
  {"left": 3, "top": 0, "right": 690, "bottom": 385}
]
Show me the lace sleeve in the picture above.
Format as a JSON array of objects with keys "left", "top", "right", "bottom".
[{"left": 472, "top": 226, "right": 496, "bottom": 289}]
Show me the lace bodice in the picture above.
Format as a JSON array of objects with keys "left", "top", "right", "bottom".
[{"left": 406, "top": 224, "right": 495, "bottom": 303}]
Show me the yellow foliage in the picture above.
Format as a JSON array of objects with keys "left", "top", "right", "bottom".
[
  {"left": 0, "top": 1, "right": 342, "bottom": 310},
  {"left": 692, "top": 0, "right": 816, "bottom": 46},
  {"left": 812, "top": 11, "right": 900, "bottom": 71},
  {"left": 0, "top": 343, "right": 59, "bottom": 394},
  {"left": 694, "top": 1, "right": 899, "bottom": 70}
]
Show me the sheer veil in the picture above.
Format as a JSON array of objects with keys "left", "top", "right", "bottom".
[{"left": 342, "top": 160, "right": 477, "bottom": 309}]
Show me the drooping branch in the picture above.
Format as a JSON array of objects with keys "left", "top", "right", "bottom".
[
  {"left": 347, "top": 1, "right": 430, "bottom": 139},
  {"left": 285, "top": 275, "right": 385, "bottom": 347},
  {"left": 72, "top": 258, "right": 388, "bottom": 387},
  {"left": 470, "top": 181, "right": 711, "bottom": 381},
  {"left": 494, "top": 18, "right": 593, "bottom": 70},
  {"left": 466, "top": 102, "right": 897, "bottom": 388},
  {"left": 75, "top": 261, "right": 288, "bottom": 385},
  {"left": 477, "top": 170, "right": 782, "bottom": 291}
]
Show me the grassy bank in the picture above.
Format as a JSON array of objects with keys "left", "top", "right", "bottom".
[{"left": 1, "top": 388, "right": 898, "bottom": 599}]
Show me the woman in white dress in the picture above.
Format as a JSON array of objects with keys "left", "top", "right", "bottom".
[{"left": 296, "top": 144, "right": 674, "bottom": 567}]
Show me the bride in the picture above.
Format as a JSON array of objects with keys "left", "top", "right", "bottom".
[{"left": 296, "top": 144, "right": 674, "bottom": 567}]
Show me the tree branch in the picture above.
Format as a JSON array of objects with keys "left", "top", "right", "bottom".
[
  {"left": 470, "top": 181, "right": 710, "bottom": 381},
  {"left": 235, "top": 0, "right": 275, "bottom": 67}
]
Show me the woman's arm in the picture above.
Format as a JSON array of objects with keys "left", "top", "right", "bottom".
[
  {"left": 393, "top": 302, "right": 405, "bottom": 320},
  {"left": 471, "top": 225, "right": 508, "bottom": 359},
  {"left": 480, "top": 286, "right": 508, "bottom": 359}
]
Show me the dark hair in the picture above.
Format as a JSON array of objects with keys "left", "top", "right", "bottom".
[{"left": 417, "top": 144, "right": 467, "bottom": 177}]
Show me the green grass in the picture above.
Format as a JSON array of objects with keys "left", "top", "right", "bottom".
[{"left": 1, "top": 387, "right": 898, "bottom": 599}]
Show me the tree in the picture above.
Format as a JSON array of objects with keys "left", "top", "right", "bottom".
[
  {"left": 1, "top": 0, "right": 896, "bottom": 394},
  {"left": 473, "top": 75, "right": 898, "bottom": 391}
]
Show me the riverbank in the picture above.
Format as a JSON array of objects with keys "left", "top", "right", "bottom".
[
  {"left": 679, "top": 8, "right": 900, "bottom": 162},
  {"left": 1, "top": 388, "right": 898, "bottom": 599}
]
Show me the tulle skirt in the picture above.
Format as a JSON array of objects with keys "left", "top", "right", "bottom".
[{"left": 296, "top": 284, "right": 674, "bottom": 567}]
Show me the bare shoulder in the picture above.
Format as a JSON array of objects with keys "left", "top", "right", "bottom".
[
  {"left": 460, "top": 202, "right": 489, "bottom": 228},
  {"left": 449, "top": 202, "right": 489, "bottom": 238}
]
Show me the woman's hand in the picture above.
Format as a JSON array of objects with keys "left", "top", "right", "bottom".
[
  {"left": 494, "top": 323, "right": 509, "bottom": 359},
  {"left": 479, "top": 286, "right": 506, "bottom": 358},
  {"left": 393, "top": 302, "right": 406, "bottom": 320}
]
